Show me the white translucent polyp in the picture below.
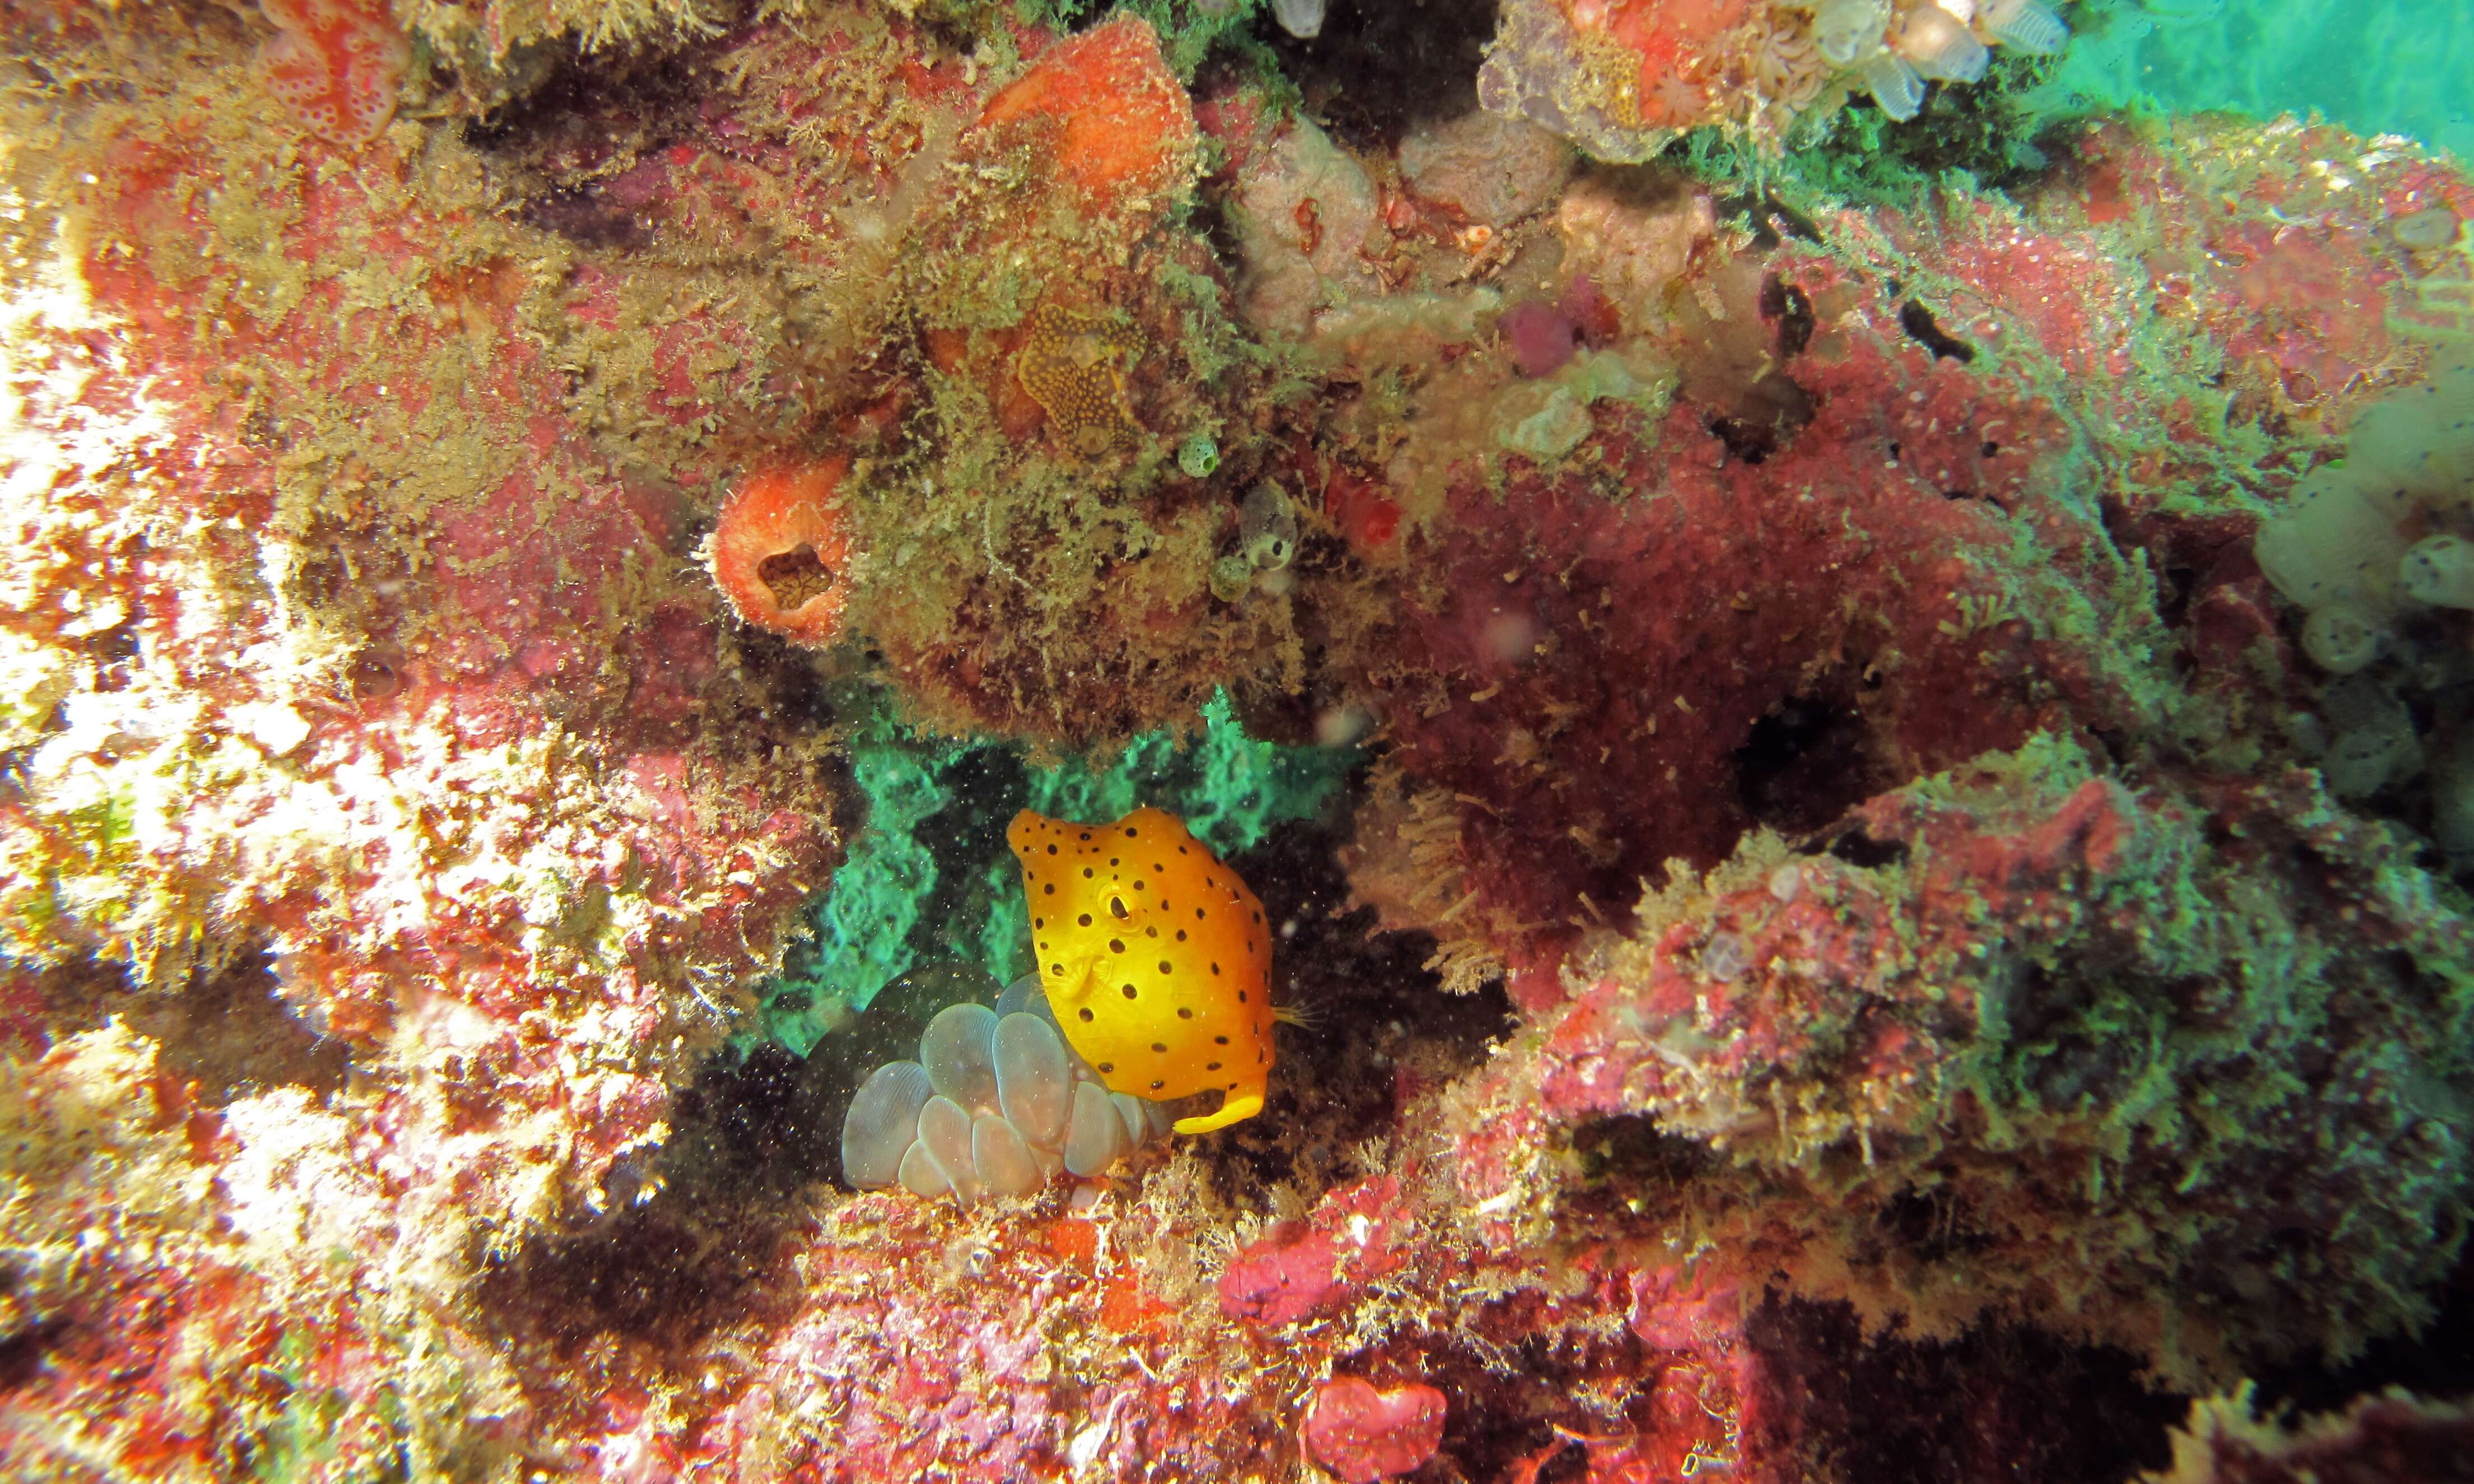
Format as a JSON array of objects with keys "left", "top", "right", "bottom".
[
  {"left": 919, "top": 1003, "right": 1002, "bottom": 1111},
  {"left": 841, "top": 976, "right": 1177, "bottom": 1204},
  {"left": 972, "top": 1113, "right": 1044, "bottom": 1198},
  {"left": 1858, "top": 52, "right": 1927, "bottom": 121},
  {"left": 916, "top": 1095, "right": 982, "bottom": 1206},
  {"left": 1064, "top": 1080, "right": 1128, "bottom": 1176},
  {"left": 1812, "top": 0, "right": 1890, "bottom": 66},
  {"left": 1898, "top": 7, "right": 1989, "bottom": 83},
  {"left": 841, "top": 1060, "right": 934, "bottom": 1190},
  {"left": 1980, "top": 0, "right": 2068, "bottom": 54},
  {"left": 994, "top": 1012, "right": 1075, "bottom": 1146}
]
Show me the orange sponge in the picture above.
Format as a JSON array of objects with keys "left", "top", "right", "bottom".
[
  {"left": 703, "top": 458, "right": 855, "bottom": 648},
  {"left": 976, "top": 16, "right": 1196, "bottom": 206}
]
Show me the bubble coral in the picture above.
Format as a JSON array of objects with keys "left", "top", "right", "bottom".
[
  {"left": 840, "top": 976, "right": 1173, "bottom": 1203},
  {"left": 702, "top": 457, "right": 856, "bottom": 647}
]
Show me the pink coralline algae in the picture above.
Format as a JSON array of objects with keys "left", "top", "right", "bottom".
[{"left": 1302, "top": 1376, "right": 1448, "bottom": 1483}]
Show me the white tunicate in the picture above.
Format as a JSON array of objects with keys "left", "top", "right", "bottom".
[
  {"left": 2401, "top": 534, "right": 2474, "bottom": 609},
  {"left": 920, "top": 1003, "right": 1002, "bottom": 1111},
  {"left": 2253, "top": 469, "right": 2412, "bottom": 611},
  {"left": 994, "top": 1012, "right": 1076, "bottom": 1147},
  {"left": 1857, "top": 51, "right": 1927, "bottom": 121},
  {"left": 2320, "top": 678, "right": 2421, "bottom": 800},
  {"left": 1063, "top": 1080, "right": 1128, "bottom": 1176},
  {"left": 1895, "top": 6, "right": 1988, "bottom": 82},
  {"left": 2350, "top": 398, "right": 2470, "bottom": 497},
  {"left": 841, "top": 1060, "right": 935, "bottom": 1189},
  {"left": 2434, "top": 732, "right": 2474, "bottom": 857},
  {"left": 1271, "top": 0, "right": 1323, "bottom": 39},
  {"left": 2300, "top": 603, "right": 2387, "bottom": 674},
  {"left": 1978, "top": 0, "right": 2067, "bottom": 54},
  {"left": 1768, "top": 863, "right": 1803, "bottom": 904},
  {"left": 2426, "top": 364, "right": 2474, "bottom": 424},
  {"left": 1240, "top": 481, "right": 1300, "bottom": 571},
  {"left": 2393, "top": 207, "right": 2464, "bottom": 253},
  {"left": 1701, "top": 932, "right": 1749, "bottom": 983},
  {"left": 1811, "top": 0, "right": 1890, "bottom": 64},
  {"left": 2327, "top": 721, "right": 2423, "bottom": 801},
  {"left": 972, "top": 1113, "right": 1045, "bottom": 1198},
  {"left": 916, "top": 1095, "right": 983, "bottom": 1204}
]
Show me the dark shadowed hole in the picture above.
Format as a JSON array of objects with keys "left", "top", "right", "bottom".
[
  {"left": 1249, "top": 0, "right": 1502, "bottom": 151},
  {"left": 1760, "top": 273, "right": 1818, "bottom": 358},
  {"left": 1822, "top": 829, "right": 1909, "bottom": 869},
  {"left": 1734, "top": 692, "right": 1881, "bottom": 836},
  {"left": 1898, "top": 300, "right": 1977, "bottom": 363},
  {"left": 1745, "top": 1297, "right": 2185, "bottom": 1484},
  {"left": 756, "top": 544, "right": 835, "bottom": 609}
]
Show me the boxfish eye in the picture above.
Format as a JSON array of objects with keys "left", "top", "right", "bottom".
[{"left": 1110, "top": 896, "right": 1130, "bottom": 919}]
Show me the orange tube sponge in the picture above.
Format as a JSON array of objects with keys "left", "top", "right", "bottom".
[{"left": 702, "top": 457, "right": 855, "bottom": 647}]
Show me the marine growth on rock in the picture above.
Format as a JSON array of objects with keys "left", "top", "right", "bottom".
[{"left": 8, "top": 1, "right": 2474, "bottom": 1481}]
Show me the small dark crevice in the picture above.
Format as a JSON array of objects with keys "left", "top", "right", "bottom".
[
  {"left": 1735, "top": 692, "right": 1882, "bottom": 836},
  {"left": 1573, "top": 1113, "right": 1717, "bottom": 1191},
  {"left": 1253, "top": 0, "right": 1503, "bottom": 153},
  {"left": 1728, "top": 192, "right": 1826, "bottom": 250},
  {"left": 2251, "top": 1238, "right": 2474, "bottom": 1418},
  {"left": 1761, "top": 273, "right": 1818, "bottom": 359},
  {"left": 1822, "top": 829, "right": 1910, "bottom": 869},
  {"left": 0, "top": 1315, "right": 70, "bottom": 1390},
  {"left": 1898, "top": 300, "right": 1977, "bottom": 364},
  {"left": 1709, "top": 415, "right": 1778, "bottom": 464},
  {"left": 1747, "top": 1297, "right": 2186, "bottom": 1484}
]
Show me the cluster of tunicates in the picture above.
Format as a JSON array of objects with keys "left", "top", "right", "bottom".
[
  {"left": 1211, "top": 481, "right": 1303, "bottom": 601},
  {"left": 2255, "top": 338, "right": 2474, "bottom": 820},
  {"left": 2254, "top": 347, "right": 2474, "bottom": 674},
  {"left": 1807, "top": 0, "right": 2068, "bottom": 122},
  {"left": 840, "top": 975, "right": 1174, "bottom": 1204}
]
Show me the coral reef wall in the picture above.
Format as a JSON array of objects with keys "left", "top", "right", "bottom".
[{"left": 2, "top": 0, "right": 2472, "bottom": 1479}]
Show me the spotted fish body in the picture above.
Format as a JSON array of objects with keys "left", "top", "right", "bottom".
[{"left": 1007, "top": 807, "right": 1275, "bottom": 1133}]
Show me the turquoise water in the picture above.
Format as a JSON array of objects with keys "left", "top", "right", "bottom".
[{"left": 2058, "top": 0, "right": 2474, "bottom": 161}]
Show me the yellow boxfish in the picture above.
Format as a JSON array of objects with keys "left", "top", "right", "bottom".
[{"left": 1007, "top": 806, "right": 1282, "bottom": 1133}]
